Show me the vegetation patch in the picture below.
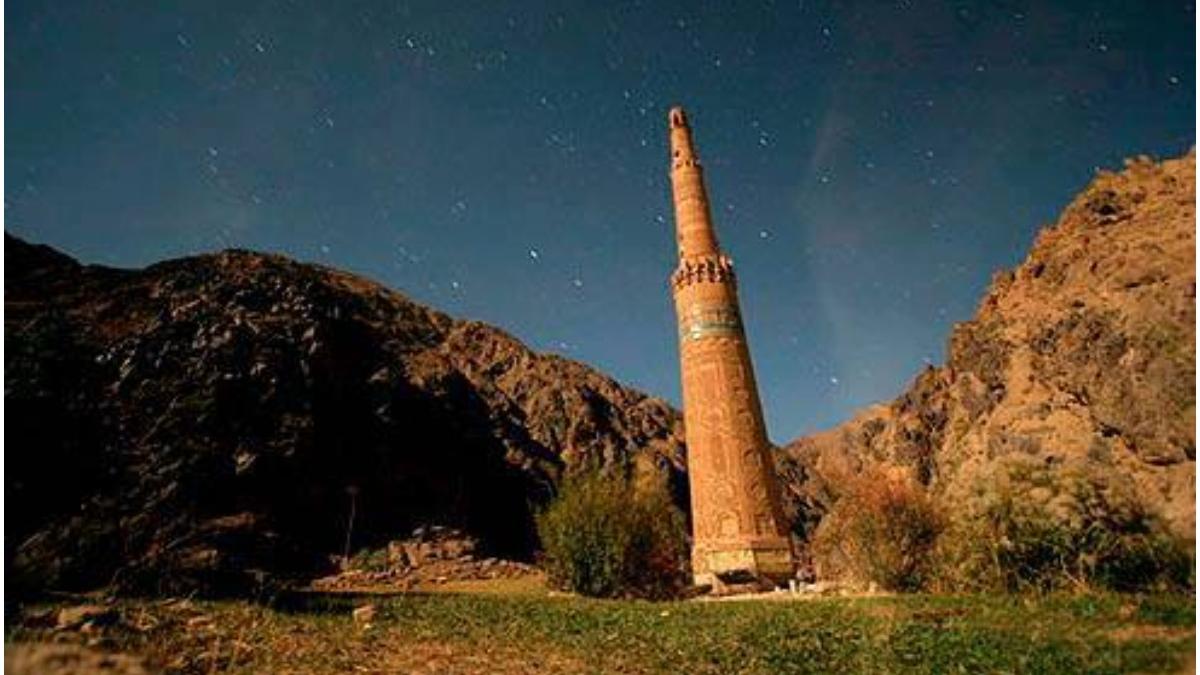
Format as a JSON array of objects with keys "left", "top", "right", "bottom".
[
  {"left": 939, "top": 464, "right": 1194, "bottom": 593},
  {"left": 536, "top": 471, "right": 689, "bottom": 599},
  {"left": 810, "top": 468, "right": 944, "bottom": 591},
  {"left": 7, "top": 592, "right": 1194, "bottom": 674}
]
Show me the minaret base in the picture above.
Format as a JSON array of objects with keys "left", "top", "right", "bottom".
[{"left": 693, "top": 537, "right": 796, "bottom": 590}]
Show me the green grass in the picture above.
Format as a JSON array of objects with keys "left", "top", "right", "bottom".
[{"left": 8, "top": 591, "right": 1195, "bottom": 674}]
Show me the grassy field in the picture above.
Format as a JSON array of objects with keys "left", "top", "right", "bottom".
[{"left": 7, "top": 588, "right": 1195, "bottom": 674}]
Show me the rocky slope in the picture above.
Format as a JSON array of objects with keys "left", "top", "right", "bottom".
[
  {"left": 6, "top": 236, "right": 686, "bottom": 596},
  {"left": 786, "top": 151, "right": 1196, "bottom": 572}
]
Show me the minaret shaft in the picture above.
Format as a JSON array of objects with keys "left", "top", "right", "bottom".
[
  {"left": 669, "top": 109, "right": 720, "bottom": 258},
  {"left": 667, "top": 106, "right": 795, "bottom": 588}
]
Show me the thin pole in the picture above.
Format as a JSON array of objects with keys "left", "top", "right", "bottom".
[{"left": 342, "top": 486, "right": 358, "bottom": 565}]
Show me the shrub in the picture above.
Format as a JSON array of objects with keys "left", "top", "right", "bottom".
[
  {"left": 346, "top": 547, "right": 390, "bottom": 573},
  {"left": 536, "top": 471, "right": 689, "bottom": 599},
  {"left": 940, "top": 465, "right": 1194, "bottom": 593},
  {"left": 810, "top": 467, "right": 944, "bottom": 591}
]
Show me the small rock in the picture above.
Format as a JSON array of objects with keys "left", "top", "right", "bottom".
[
  {"left": 352, "top": 604, "right": 376, "bottom": 625},
  {"left": 56, "top": 605, "right": 118, "bottom": 632},
  {"left": 20, "top": 607, "right": 58, "bottom": 628},
  {"left": 185, "top": 615, "right": 213, "bottom": 630}
]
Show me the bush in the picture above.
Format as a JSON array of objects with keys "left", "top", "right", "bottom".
[
  {"left": 810, "top": 467, "right": 944, "bottom": 591},
  {"left": 346, "top": 547, "right": 390, "bottom": 572},
  {"left": 941, "top": 465, "right": 1194, "bottom": 593},
  {"left": 536, "top": 471, "right": 689, "bottom": 599}
]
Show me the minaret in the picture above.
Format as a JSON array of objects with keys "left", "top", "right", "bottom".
[{"left": 667, "top": 106, "right": 795, "bottom": 588}]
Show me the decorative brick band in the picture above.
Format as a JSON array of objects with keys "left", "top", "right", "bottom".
[
  {"left": 670, "top": 254, "right": 737, "bottom": 291},
  {"left": 678, "top": 303, "right": 743, "bottom": 341}
]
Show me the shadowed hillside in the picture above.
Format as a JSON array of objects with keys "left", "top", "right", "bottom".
[{"left": 5, "top": 236, "right": 687, "bottom": 596}]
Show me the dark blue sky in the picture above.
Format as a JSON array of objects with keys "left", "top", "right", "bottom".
[{"left": 6, "top": 1, "right": 1195, "bottom": 442}]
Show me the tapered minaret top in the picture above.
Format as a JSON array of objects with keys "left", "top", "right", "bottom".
[
  {"left": 668, "top": 106, "right": 720, "bottom": 259},
  {"left": 666, "top": 106, "right": 795, "bottom": 590}
]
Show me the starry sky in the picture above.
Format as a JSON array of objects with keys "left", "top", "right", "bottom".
[{"left": 6, "top": 1, "right": 1195, "bottom": 442}]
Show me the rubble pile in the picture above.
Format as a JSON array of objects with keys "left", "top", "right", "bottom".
[{"left": 311, "top": 526, "right": 539, "bottom": 591}]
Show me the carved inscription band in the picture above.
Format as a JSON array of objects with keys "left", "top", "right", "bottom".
[{"left": 679, "top": 304, "right": 743, "bottom": 341}]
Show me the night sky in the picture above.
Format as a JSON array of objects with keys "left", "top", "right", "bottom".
[{"left": 6, "top": 2, "right": 1195, "bottom": 442}]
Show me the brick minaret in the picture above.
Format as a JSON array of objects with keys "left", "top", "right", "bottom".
[{"left": 667, "top": 106, "right": 795, "bottom": 588}]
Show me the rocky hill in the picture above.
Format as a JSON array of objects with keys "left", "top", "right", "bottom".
[
  {"left": 6, "top": 236, "right": 686, "bottom": 596},
  {"left": 9, "top": 150, "right": 1192, "bottom": 598},
  {"left": 786, "top": 151, "right": 1196, "bottom": 577}
]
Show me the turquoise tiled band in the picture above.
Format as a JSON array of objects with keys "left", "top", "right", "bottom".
[{"left": 679, "top": 306, "right": 743, "bottom": 341}]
